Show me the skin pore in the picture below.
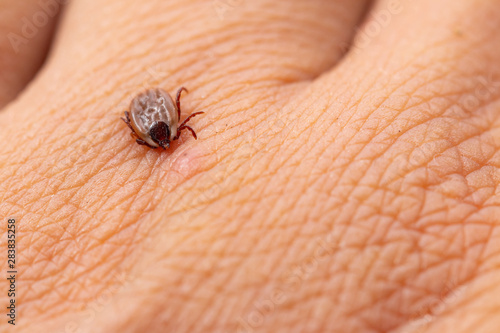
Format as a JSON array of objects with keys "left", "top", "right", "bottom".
[{"left": 1, "top": 0, "right": 500, "bottom": 332}]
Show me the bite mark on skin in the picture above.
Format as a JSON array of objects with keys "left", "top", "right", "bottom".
[{"left": 167, "top": 146, "right": 205, "bottom": 182}]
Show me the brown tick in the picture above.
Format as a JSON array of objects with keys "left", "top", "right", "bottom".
[{"left": 121, "top": 87, "right": 204, "bottom": 149}]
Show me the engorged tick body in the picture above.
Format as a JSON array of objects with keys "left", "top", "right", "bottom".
[{"left": 121, "top": 87, "right": 204, "bottom": 149}]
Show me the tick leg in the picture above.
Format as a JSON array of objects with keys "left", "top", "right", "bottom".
[
  {"left": 124, "top": 119, "right": 157, "bottom": 149},
  {"left": 136, "top": 138, "right": 157, "bottom": 149},
  {"left": 177, "top": 125, "right": 198, "bottom": 140},
  {"left": 179, "top": 111, "right": 204, "bottom": 128},
  {"left": 175, "top": 87, "right": 189, "bottom": 122},
  {"left": 121, "top": 111, "right": 135, "bottom": 132}
]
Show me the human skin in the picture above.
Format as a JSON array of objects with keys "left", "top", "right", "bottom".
[
  {"left": 0, "top": 0, "right": 59, "bottom": 109},
  {"left": 1, "top": 0, "right": 500, "bottom": 332}
]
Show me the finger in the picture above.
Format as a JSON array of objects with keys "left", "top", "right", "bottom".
[
  {"left": 0, "top": 0, "right": 370, "bottom": 329},
  {"left": 337, "top": 0, "right": 500, "bottom": 114},
  {"left": 306, "top": 0, "right": 500, "bottom": 188},
  {"left": 37, "top": 0, "right": 370, "bottom": 112},
  {"left": 0, "top": 0, "right": 62, "bottom": 108},
  {"left": 280, "top": 1, "right": 500, "bottom": 331},
  {"left": 0, "top": 0, "right": 372, "bottom": 163}
]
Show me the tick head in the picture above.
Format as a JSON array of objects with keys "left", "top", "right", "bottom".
[{"left": 149, "top": 121, "right": 171, "bottom": 149}]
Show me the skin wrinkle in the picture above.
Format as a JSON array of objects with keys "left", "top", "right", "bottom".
[
  {"left": 8, "top": 1, "right": 340, "bottom": 195},
  {"left": 154, "top": 83, "right": 300, "bottom": 218},
  {"left": 13, "top": 149, "right": 150, "bottom": 312},
  {"left": 145, "top": 189, "right": 284, "bottom": 330},
  {"left": 0, "top": 0, "right": 500, "bottom": 328},
  {"left": 362, "top": 76, "right": 494, "bottom": 189},
  {"left": 290, "top": 70, "right": 496, "bottom": 330},
  {"left": 346, "top": 29, "right": 485, "bottom": 121},
  {"left": 23, "top": 232, "right": 135, "bottom": 316},
  {"left": 52, "top": 1, "right": 344, "bottom": 100}
]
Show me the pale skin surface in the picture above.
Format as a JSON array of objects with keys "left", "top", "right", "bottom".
[{"left": 1, "top": 0, "right": 500, "bottom": 332}]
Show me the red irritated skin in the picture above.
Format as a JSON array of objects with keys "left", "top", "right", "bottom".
[{"left": 1, "top": 1, "right": 500, "bottom": 333}]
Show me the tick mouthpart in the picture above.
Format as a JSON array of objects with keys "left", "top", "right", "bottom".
[{"left": 159, "top": 141, "right": 170, "bottom": 150}]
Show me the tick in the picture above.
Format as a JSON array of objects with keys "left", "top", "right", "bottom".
[{"left": 121, "top": 87, "right": 204, "bottom": 149}]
